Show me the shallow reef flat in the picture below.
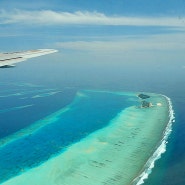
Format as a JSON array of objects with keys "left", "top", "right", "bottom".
[{"left": 1, "top": 92, "right": 172, "bottom": 185}]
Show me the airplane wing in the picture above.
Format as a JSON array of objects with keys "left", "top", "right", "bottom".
[{"left": 0, "top": 49, "right": 58, "bottom": 68}]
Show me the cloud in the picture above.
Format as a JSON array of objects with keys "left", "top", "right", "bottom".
[
  {"left": 54, "top": 33, "right": 185, "bottom": 63},
  {"left": 0, "top": 9, "right": 185, "bottom": 27},
  {"left": 55, "top": 33, "right": 185, "bottom": 53}
]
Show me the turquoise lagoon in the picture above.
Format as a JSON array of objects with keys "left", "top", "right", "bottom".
[{"left": 0, "top": 89, "right": 173, "bottom": 185}]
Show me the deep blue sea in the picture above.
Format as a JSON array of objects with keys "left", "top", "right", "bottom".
[{"left": 0, "top": 57, "right": 184, "bottom": 185}]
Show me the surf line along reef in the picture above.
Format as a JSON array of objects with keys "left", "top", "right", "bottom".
[{"left": 0, "top": 90, "right": 174, "bottom": 185}]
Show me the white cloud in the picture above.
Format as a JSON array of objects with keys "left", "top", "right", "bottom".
[
  {"left": 0, "top": 9, "right": 185, "bottom": 27},
  {"left": 54, "top": 34, "right": 185, "bottom": 64},
  {"left": 55, "top": 33, "right": 185, "bottom": 53}
]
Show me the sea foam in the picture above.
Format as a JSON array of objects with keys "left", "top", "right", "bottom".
[{"left": 133, "top": 95, "right": 175, "bottom": 185}]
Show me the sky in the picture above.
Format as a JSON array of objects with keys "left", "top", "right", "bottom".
[{"left": 0, "top": 0, "right": 185, "bottom": 65}]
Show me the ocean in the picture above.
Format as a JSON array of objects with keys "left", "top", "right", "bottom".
[{"left": 0, "top": 57, "right": 184, "bottom": 185}]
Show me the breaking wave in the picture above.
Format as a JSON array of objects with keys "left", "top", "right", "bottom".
[{"left": 133, "top": 95, "right": 175, "bottom": 185}]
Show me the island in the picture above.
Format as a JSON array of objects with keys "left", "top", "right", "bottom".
[
  {"left": 0, "top": 91, "right": 174, "bottom": 185},
  {"left": 138, "top": 94, "right": 150, "bottom": 99},
  {"left": 141, "top": 100, "right": 152, "bottom": 108}
]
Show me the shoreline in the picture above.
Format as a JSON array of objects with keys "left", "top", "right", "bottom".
[{"left": 134, "top": 95, "right": 175, "bottom": 185}]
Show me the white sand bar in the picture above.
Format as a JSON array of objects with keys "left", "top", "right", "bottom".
[{"left": 2, "top": 93, "right": 171, "bottom": 185}]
